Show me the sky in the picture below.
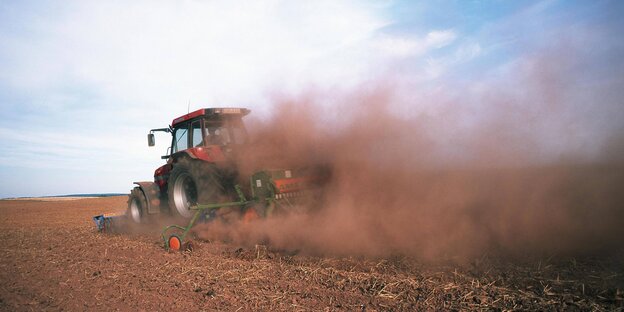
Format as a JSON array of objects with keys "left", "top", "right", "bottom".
[{"left": 0, "top": 0, "right": 622, "bottom": 198}]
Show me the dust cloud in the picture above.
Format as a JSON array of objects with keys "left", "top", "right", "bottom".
[{"left": 197, "top": 47, "right": 624, "bottom": 261}]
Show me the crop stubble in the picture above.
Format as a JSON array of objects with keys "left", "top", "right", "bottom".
[{"left": 0, "top": 196, "right": 622, "bottom": 311}]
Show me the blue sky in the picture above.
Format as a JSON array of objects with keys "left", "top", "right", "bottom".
[{"left": 0, "top": 0, "right": 622, "bottom": 197}]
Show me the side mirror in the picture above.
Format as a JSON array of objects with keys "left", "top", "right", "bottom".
[{"left": 147, "top": 133, "right": 155, "bottom": 146}]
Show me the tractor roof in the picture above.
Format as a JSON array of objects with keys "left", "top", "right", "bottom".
[{"left": 171, "top": 108, "right": 250, "bottom": 127}]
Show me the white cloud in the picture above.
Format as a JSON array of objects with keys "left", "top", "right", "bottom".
[
  {"left": 424, "top": 30, "right": 457, "bottom": 49},
  {"left": 454, "top": 42, "right": 482, "bottom": 62},
  {"left": 373, "top": 29, "right": 457, "bottom": 58},
  {"left": 424, "top": 57, "right": 445, "bottom": 79},
  {"left": 374, "top": 36, "right": 421, "bottom": 57},
  {"left": 2, "top": 0, "right": 391, "bottom": 108}
]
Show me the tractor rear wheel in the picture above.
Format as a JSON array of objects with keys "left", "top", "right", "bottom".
[
  {"left": 167, "top": 159, "right": 224, "bottom": 219},
  {"left": 127, "top": 187, "right": 148, "bottom": 223}
]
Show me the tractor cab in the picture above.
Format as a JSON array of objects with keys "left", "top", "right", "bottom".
[{"left": 148, "top": 108, "right": 250, "bottom": 162}]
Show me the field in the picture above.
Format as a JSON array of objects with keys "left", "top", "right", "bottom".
[{"left": 0, "top": 196, "right": 622, "bottom": 311}]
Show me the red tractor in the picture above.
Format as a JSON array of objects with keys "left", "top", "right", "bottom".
[
  {"left": 127, "top": 107, "right": 252, "bottom": 223},
  {"left": 127, "top": 107, "right": 328, "bottom": 240},
  {"left": 126, "top": 107, "right": 329, "bottom": 250}
]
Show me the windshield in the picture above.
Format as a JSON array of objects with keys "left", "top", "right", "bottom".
[
  {"left": 204, "top": 119, "right": 247, "bottom": 145},
  {"left": 170, "top": 118, "right": 247, "bottom": 154}
]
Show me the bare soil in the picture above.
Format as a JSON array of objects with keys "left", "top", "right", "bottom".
[{"left": 0, "top": 196, "right": 622, "bottom": 311}]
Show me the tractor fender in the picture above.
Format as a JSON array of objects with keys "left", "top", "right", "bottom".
[{"left": 133, "top": 181, "right": 162, "bottom": 215}]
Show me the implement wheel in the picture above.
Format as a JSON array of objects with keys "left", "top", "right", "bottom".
[
  {"left": 168, "top": 235, "right": 182, "bottom": 251},
  {"left": 167, "top": 235, "right": 194, "bottom": 252}
]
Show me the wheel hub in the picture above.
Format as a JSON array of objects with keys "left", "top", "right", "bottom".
[
  {"left": 172, "top": 172, "right": 197, "bottom": 218},
  {"left": 130, "top": 198, "right": 141, "bottom": 223}
]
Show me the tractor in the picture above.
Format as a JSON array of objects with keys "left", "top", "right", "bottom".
[{"left": 126, "top": 108, "right": 327, "bottom": 250}]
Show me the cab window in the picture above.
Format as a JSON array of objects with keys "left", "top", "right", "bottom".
[
  {"left": 172, "top": 125, "right": 189, "bottom": 152},
  {"left": 191, "top": 120, "right": 203, "bottom": 147}
]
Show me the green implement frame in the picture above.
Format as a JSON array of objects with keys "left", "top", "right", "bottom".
[
  {"left": 161, "top": 170, "right": 289, "bottom": 250},
  {"left": 162, "top": 185, "right": 252, "bottom": 250},
  {"left": 161, "top": 168, "right": 318, "bottom": 251}
]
